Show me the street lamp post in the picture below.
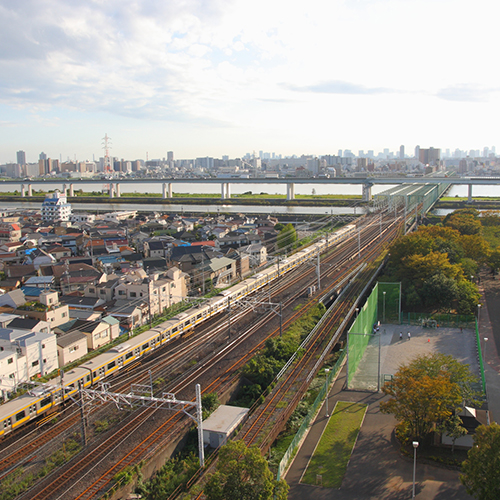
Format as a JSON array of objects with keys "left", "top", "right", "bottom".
[
  {"left": 483, "top": 337, "right": 488, "bottom": 366},
  {"left": 325, "top": 368, "right": 330, "bottom": 418},
  {"left": 477, "top": 304, "right": 481, "bottom": 327},
  {"left": 412, "top": 441, "right": 419, "bottom": 498},
  {"left": 383, "top": 291, "right": 386, "bottom": 323}
]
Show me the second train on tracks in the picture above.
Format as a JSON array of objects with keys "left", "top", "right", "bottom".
[{"left": 0, "top": 223, "right": 356, "bottom": 437}]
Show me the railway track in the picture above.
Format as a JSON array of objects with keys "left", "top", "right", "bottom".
[{"left": 11, "top": 212, "right": 404, "bottom": 499}]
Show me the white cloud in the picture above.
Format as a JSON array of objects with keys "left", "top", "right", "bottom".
[{"left": 0, "top": 0, "right": 498, "bottom": 160}]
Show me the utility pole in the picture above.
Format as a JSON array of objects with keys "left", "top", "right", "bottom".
[
  {"left": 316, "top": 250, "right": 321, "bottom": 290},
  {"left": 79, "top": 382, "right": 87, "bottom": 447}
]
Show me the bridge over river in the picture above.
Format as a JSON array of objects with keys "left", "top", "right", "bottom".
[{"left": 4, "top": 175, "right": 500, "bottom": 203}]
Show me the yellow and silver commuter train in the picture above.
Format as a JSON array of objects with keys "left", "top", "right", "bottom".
[{"left": 0, "top": 224, "right": 356, "bottom": 437}]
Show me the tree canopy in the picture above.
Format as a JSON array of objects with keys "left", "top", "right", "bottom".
[
  {"left": 460, "top": 423, "right": 500, "bottom": 500},
  {"left": 204, "top": 440, "right": 289, "bottom": 500},
  {"left": 380, "top": 353, "right": 481, "bottom": 441},
  {"left": 386, "top": 218, "right": 485, "bottom": 313}
]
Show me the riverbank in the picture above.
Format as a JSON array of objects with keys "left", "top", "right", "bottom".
[
  {"left": 0, "top": 194, "right": 364, "bottom": 208},
  {"left": 435, "top": 198, "right": 500, "bottom": 210}
]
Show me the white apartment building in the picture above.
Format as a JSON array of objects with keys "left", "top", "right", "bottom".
[
  {"left": 0, "top": 328, "right": 58, "bottom": 396},
  {"left": 41, "top": 191, "right": 72, "bottom": 222}
]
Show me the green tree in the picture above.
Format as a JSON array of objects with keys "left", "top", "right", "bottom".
[
  {"left": 277, "top": 223, "right": 297, "bottom": 249},
  {"left": 455, "top": 280, "right": 481, "bottom": 315},
  {"left": 205, "top": 440, "right": 288, "bottom": 500},
  {"left": 438, "top": 414, "right": 467, "bottom": 454},
  {"left": 444, "top": 212, "right": 482, "bottom": 235},
  {"left": 421, "top": 272, "right": 458, "bottom": 310},
  {"left": 487, "top": 246, "right": 500, "bottom": 272},
  {"left": 202, "top": 392, "right": 220, "bottom": 419},
  {"left": 380, "top": 354, "right": 480, "bottom": 441},
  {"left": 460, "top": 234, "right": 490, "bottom": 263},
  {"left": 460, "top": 423, "right": 500, "bottom": 500}
]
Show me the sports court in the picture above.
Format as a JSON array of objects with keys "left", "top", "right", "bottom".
[{"left": 348, "top": 325, "right": 481, "bottom": 391}]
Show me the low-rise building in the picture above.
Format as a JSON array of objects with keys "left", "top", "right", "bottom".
[{"left": 57, "top": 330, "right": 88, "bottom": 366}]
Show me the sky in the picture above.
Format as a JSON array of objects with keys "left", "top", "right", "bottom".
[{"left": 0, "top": 0, "right": 498, "bottom": 164}]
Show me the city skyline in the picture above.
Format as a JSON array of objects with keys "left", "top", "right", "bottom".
[{"left": 0, "top": 0, "right": 497, "bottom": 164}]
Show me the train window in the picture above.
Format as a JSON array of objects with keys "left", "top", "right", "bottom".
[
  {"left": 126, "top": 351, "right": 133, "bottom": 359},
  {"left": 108, "top": 361, "right": 116, "bottom": 370},
  {"left": 142, "top": 343, "right": 149, "bottom": 350},
  {"left": 172, "top": 326, "right": 178, "bottom": 333},
  {"left": 86, "top": 375, "right": 91, "bottom": 382},
  {"left": 197, "top": 313, "right": 202, "bottom": 320},
  {"left": 16, "top": 411, "right": 26, "bottom": 421},
  {"left": 41, "top": 396, "right": 51, "bottom": 407},
  {"left": 156, "top": 337, "right": 160, "bottom": 343},
  {"left": 93, "top": 371, "right": 97, "bottom": 378}
]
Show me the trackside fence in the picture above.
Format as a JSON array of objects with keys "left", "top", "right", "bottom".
[{"left": 276, "top": 350, "right": 346, "bottom": 481}]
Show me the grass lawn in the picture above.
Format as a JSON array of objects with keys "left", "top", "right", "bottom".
[{"left": 301, "top": 401, "right": 367, "bottom": 488}]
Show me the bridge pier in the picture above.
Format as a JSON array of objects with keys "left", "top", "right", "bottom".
[
  {"left": 362, "top": 183, "right": 373, "bottom": 202},
  {"left": 221, "top": 183, "right": 231, "bottom": 199},
  {"left": 62, "top": 183, "right": 67, "bottom": 196},
  {"left": 69, "top": 184, "right": 74, "bottom": 197},
  {"left": 27, "top": 184, "right": 32, "bottom": 196},
  {"left": 468, "top": 184, "right": 473, "bottom": 203},
  {"left": 287, "top": 183, "right": 295, "bottom": 200},
  {"left": 21, "top": 184, "right": 26, "bottom": 197},
  {"left": 109, "top": 183, "right": 114, "bottom": 198},
  {"left": 115, "top": 183, "right": 120, "bottom": 197}
]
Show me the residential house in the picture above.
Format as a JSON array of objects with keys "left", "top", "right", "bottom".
[
  {"left": 57, "top": 330, "right": 88, "bottom": 366},
  {"left": 0, "top": 223, "right": 22, "bottom": 243},
  {"left": 240, "top": 243, "right": 268, "bottom": 268},
  {"left": 13, "top": 290, "right": 70, "bottom": 328}
]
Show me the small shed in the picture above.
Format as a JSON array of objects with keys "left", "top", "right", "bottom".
[{"left": 202, "top": 405, "right": 249, "bottom": 449}]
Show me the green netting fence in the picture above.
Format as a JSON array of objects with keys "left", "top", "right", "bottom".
[
  {"left": 377, "top": 282, "right": 401, "bottom": 324},
  {"left": 276, "top": 350, "right": 346, "bottom": 481},
  {"left": 400, "top": 312, "right": 476, "bottom": 328},
  {"left": 475, "top": 319, "right": 486, "bottom": 393},
  {"left": 348, "top": 282, "right": 401, "bottom": 386}
]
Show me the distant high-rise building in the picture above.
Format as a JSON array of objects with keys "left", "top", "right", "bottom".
[
  {"left": 338, "top": 149, "right": 343, "bottom": 157},
  {"left": 418, "top": 147, "right": 440, "bottom": 166},
  {"left": 399, "top": 145, "right": 404, "bottom": 159},
  {"left": 39, "top": 152, "right": 47, "bottom": 161},
  {"left": 367, "top": 150, "right": 374, "bottom": 158},
  {"left": 17, "top": 150, "right": 26, "bottom": 165},
  {"left": 39, "top": 158, "right": 53, "bottom": 175},
  {"left": 415, "top": 145, "right": 420, "bottom": 160},
  {"left": 358, "top": 150, "right": 365, "bottom": 158},
  {"left": 167, "top": 151, "right": 174, "bottom": 162},
  {"left": 383, "top": 148, "right": 389, "bottom": 157}
]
